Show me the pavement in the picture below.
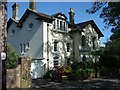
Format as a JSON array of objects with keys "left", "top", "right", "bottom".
[{"left": 32, "top": 78, "right": 120, "bottom": 90}]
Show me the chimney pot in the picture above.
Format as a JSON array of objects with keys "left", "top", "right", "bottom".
[
  {"left": 69, "top": 8, "right": 75, "bottom": 24},
  {"left": 29, "top": 0, "right": 36, "bottom": 11}
]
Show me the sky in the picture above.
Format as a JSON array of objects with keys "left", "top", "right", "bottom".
[{"left": 7, "top": 2, "right": 113, "bottom": 46}]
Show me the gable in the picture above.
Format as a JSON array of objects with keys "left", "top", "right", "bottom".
[
  {"left": 7, "top": 18, "right": 18, "bottom": 30},
  {"left": 51, "top": 12, "right": 67, "bottom": 20},
  {"left": 19, "top": 8, "right": 54, "bottom": 27},
  {"left": 7, "top": 8, "right": 54, "bottom": 30},
  {"left": 76, "top": 20, "right": 104, "bottom": 37}
]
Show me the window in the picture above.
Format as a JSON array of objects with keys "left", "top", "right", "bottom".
[
  {"left": 67, "top": 58, "right": 70, "bottom": 65},
  {"left": 60, "top": 21, "right": 62, "bottom": 30},
  {"left": 53, "top": 20, "right": 56, "bottom": 29},
  {"left": 63, "top": 22, "right": 66, "bottom": 31},
  {"left": 66, "top": 43, "right": 70, "bottom": 52},
  {"left": 54, "top": 60, "right": 59, "bottom": 66},
  {"left": 82, "top": 36, "right": 86, "bottom": 47},
  {"left": 53, "top": 56, "right": 59, "bottom": 66},
  {"left": 57, "top": 20, "right": 59, "bottom": 30},
  {"left": 29, "top": 23, "right": 33, "bottom": 28},
  {"left": 27, "top": 43, "right": 29, "bottom": 48},
  {"left": 92, "top": 37, "right": 96, "bottom": 49},
  {"left": 11, "top": 29, "right": 15, "bottom": 36},
  {"left": 53, "top": 56, "right": 59, "bottom": 59},
  {"left": 20, "top": 44, "right": 22, "bottom": 53},
  {"left": 23, "top": 44, "right": 26, "bottom": 52},
  {"left": 54, "top": 41, "right": 58, "bottom": 51},
  {"left": 27, "top": 23, "right": 33, "bottom": 30},
  {"left": 82, "top": 55, "right": 86, "bottom": 61}
]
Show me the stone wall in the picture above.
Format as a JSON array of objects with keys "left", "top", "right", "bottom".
[{"left": 7, "top": 57, "right": 31, "bottom": 88}]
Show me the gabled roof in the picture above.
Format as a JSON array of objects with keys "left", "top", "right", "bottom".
[
  {"left": 76, "top": 20, "right": 104, "bottom": 37},
  {"left": 68, "top": 22, "right": 78, "bottom": 28},
  {"left": 7, "top": 8, "right": 54, "bottom": 29},
  {"left": 7, "top": 17, "right": 18, "bottom": 30},
  {"left": 51, "top": 12, "right": 68, "bottom": 20},
  {"left": 19, "top": 8, "right": 54, "bottom": 25}
]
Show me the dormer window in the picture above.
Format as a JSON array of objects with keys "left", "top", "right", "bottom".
[{"left": 53, "top": 19, "right": 66, "bottom": 32}]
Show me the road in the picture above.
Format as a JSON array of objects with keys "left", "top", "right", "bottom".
[{"left": 32, "top": 78, "right": 120, "bottom": 90}]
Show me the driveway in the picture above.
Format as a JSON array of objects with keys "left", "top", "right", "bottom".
[{"left": 32, "top": 78, "right": 120, "bottom": 90}]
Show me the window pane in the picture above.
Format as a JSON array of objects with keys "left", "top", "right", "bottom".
[
  {"left": 63, "top": 22, "right": 66, "bottom": 31},
  {"left": 66, "top": 43, "right": 70, "bottom": 52},
  {"left": 60, "top": 21, "right": 62, "bottom": 30},
  {"left": 24, "top": 44, "right": 25, "bottom": 52},
  {"left": 57, "top": 20, "right": 59, "bottom": 30},
  {"left": 20, "top": 44, "right": 22, "bottom": 53},
  {"left": 92, "top": 38, "right": 95, "bottom": 49},
  {"left": 53, "top": 20, "right": 55, "bottom": 29},
  {"left": 54, "top": 61, "right": 58, "bottom": 66},
  {"left": 54, "top": 41, "right": 57, "bottom": 51}
]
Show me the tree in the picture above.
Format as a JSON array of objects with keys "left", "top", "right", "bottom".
[
  {"left": 87, "top": 1, "right": 120, "bottom": 56},
  {"left": 86, "top": 2, "right": 120, "bottom": 31},
  {"left": 6, "top": 43, "right": 19, "bottom": 69}
]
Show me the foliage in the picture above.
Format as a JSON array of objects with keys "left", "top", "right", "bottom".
[
  {"left": 43, "top": 70, "right": 52, "bottom": 79},
  {"left": 6, "top": 43, "right": 19, "bottom": 69},
  {"left": 92, "top": 47, "right": 104, "bottom": 56},
  {"left": 67, "top": 60, "right": 95, "bottom": 80},
  {"left": 99, "top": 55, "right": 120, "bottom": 77},
  {"left": 87, "top": 2, "right": 120, "bottom": 31},
  {"left": 87, "top": 2, "right": 120, "bottom": 77},
  {"left": 63, "top": 65, "right": 72, "bottom": 74}
]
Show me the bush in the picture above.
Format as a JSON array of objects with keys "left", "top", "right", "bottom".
[
  {"left": 67, "top": 60, "right": 95, "bottom": 80},
  {"left": 63, "top": 65, "right": 72, "bottom": 75},
  {"left": 43, "top": 70, "right": 52, "bottom": 79},
  {"left": 6, "top": 43, "right": 19, "bottom": 69}
]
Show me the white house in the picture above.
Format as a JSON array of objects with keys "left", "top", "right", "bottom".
[{"left": 7, "top": 2, "right": 103, "bottom": 79}]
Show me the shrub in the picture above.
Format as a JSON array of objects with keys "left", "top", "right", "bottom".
[{"left": 6, "top": 43, "right": 19, "bottom": 69}]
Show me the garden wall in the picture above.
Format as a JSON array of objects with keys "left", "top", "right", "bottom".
[{"left": 7, "top": 57, "right": 31, "bottom": 88}]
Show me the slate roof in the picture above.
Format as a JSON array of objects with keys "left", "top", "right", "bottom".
[
  {"left": 7, "top": 8, "right": 54, "bottom": 29},
  {"left": 76, "top": 20, "right": 104, "bottom": 37},
  {"left": 7, "top": 8, "right": 104, "bottom": 38}
]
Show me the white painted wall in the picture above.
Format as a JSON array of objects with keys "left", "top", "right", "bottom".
[
  {"left": 48, "top": 23, "right": 73, "bottom": 69},
  {"left": 71, "top": 24, "right": 100, "bottom": 62}
]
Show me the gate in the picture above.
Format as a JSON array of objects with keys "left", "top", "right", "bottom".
[{"left": 31, "top": 58, "right": 46, "bottom": 79}]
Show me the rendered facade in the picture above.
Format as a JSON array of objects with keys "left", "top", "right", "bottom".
[{"left": 7, "top": 2, "right": 103, "bottom": 79}]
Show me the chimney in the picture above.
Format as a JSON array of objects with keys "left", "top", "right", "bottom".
[
  {"left": 29, "top": 0, "right": 36, "bottom": 11},
  {"left": 69, "top": 8, "right": 75, "bottom": 24},
  {"left": 12, "top": 3, "right": 19, "bottom": 20}
]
